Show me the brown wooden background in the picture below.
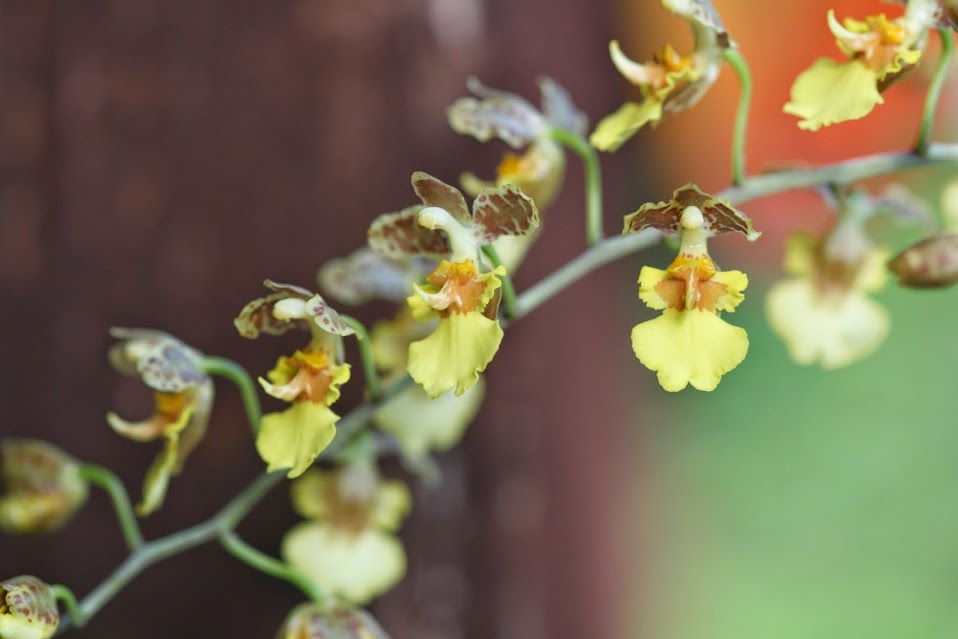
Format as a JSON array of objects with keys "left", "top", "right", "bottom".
[{"left": 0, "top": 1, "right": 652, "bottom": 637}]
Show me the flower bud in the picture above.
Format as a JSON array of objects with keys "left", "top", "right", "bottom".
[
  {"left": 0, "top": 440, "right": 88, "bottom": 535},
  {"left": 0, "top": 575, "right": 59, "bottom": 639},
  {"left": 275, "top": 602, "right": 389, "bottom": 639},
  {"left": 888, "top": 233, "right": 958, "bottom": 288}
]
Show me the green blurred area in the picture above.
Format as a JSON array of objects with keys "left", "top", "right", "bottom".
[{"left": 633, "top": 281, "right": 958, "bottom": 639}]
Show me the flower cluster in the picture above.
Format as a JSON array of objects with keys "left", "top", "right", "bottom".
[{"left": 625, "top": 184, "right": 759, "bottom": 391}]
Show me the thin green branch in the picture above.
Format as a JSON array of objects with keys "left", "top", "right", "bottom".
[
  {"left": 341, "top": 316, "right": 383, "bottom": 402},
  {"left": 550, "top": 127, "right": 605, "bottom": 245},
  {"left": 723, "top": 47, "right": 753, "bottom": 185},
  {"left": 915, "top": 29, "right": 954, "bottom": 156},
  {"left": 201, "top": 356, "right": 263, "bottom": 435},
  {"left": 51, "top": 585, "right": 82, "bottom": 628},
  {"left": 481, "top": 245, "right": 518, "bottom": 320},
  {"left": 77, "top": 464, "right": 143, "bottom": 551},
  {"left": 219, "top": 531, "right": 326, "bottom": 603}
]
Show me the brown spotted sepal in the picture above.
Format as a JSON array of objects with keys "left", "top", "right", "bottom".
[
  {"left": 0, "top": 440, "right": 88, "bottom": 535},
  {"left": 0, "top": 575, "right": 59, "bottom": 639},
  {"left": 234, "top": 280, "right": 316, "bottom": 338},
  {"left": 623, "top": 183, "right": 760, "bottom": 241},
  {"left": 108, "top": 328, "right": 207, "bottom": 393},
  {"left": 661, "top": 0, "right": 731, "bottom": 47},
  {"left": 317, "top": 248, "right": 432, "bottom": 306},
  {"left": 368, "top": 173, "right": 539, "bottom": 261},
  {"left": 235, "top": 280, "right": 355, "bottom": 340},
  {"left": 275, "top": 602, "right": 390, "bottom": 639},
  {"left": 888, "top": 233, "right": 958, "bottom": 288}
]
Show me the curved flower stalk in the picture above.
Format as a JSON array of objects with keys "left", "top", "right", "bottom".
[
  {"left": 448, "top": 77, "right": 586, "bottom": 270},
  {"left": 624, "top": 183, "right": 760, "bottom": 391},
  {"left": 0, "top": 575, "right": 59, "bottom": 639},
  {"left": 281, "top": 462, "right": 411, "bottom": 605},
  {"left": 276, "top": 601, "right": 390, "bottom": 639},
  {"left": 368, "top": 172, "right": 539, "bottom": 397},
  {"left": 0, "top": 440, "right": 87, "bottom": 535},
  {"left": 590, "top": 0, "right": 731, "bottom": 151},
  {"left": 784, "top": 0, "right": 944, "bottom": 130},
  {"left": 235, "top": 281, "right": 357, "bottom": 478},
  {"left": 106, "top": 328, "right": 213, "bottom": 516}
]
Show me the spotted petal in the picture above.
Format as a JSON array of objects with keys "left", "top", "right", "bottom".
[
  {"left": 411, "top": 172, "right": 471, "bottom": 225},
  {"left": 367, "top": 205, "right": 450, "bottom": 259},
  {"left": 447, "top": 77, "right": 546, "bottom": 148},
  {"left": 256, "top": 402, "right": 339, "bottom": 478},
  {"left": 317, "top": 248, "right": 431, "bottom": 306},
  {"left": 0, "top": 576, "right": 59, "bottom": 639},
  {"left": 631, "top": 309, "right": 748, "bottom": 391},
  {"left": 624, "top": 183, "right": 759, "bottom": 239},
  {"left": 0, "top": 440, "right": 88, "bottom": 535},
  {"left": 538, "top": 76, "right": 588, "bottom": 135},
  {"left": 108, "top": 328, "right": 206, "bottom": 393},
  {"left": 470, "top": 185, "right": 540, "bottom": 244},
  {"left": 234, "top": 280, "right": 314, "bottom": 338},
  {"left": 784, "top": 58, "right": 883, "bottom": 131}
]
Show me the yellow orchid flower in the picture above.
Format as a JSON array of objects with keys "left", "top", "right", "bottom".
[
  {"left": 106, "top": 328, "right": 213, "bottom": 516},
  {"left": 0, "top": 440, "right": 87, "bottom": 535},
  {"left": 768, "top": 230, "right": 890, "bottom": 368},
  {"left": 275, "top": 602, "right": 388, "bottom": 639},
  {"left": 281, "top": 464, "right": 411, "bottom": 605},
  {"left": 591, "top": 0, "right": 731, "bottom": 151},
  {"left": 235, "top": 281, "right": 356, "bottom": 478},
  {"left": 368, "top": 172, "right": 539, "bottom": 398},
  {"left": 0, "top": 575, "right": 59, "bottom": 639},
  {"left": 784, "top": 1, "right": 940, "bottom": 130},
  {"left": 624, "top": 183, "right": 759, "bottom": 391}
]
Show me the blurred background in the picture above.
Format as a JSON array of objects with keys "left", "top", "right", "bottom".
[{"left": 2, "top": 1, "right": 957, "bottom": 638}]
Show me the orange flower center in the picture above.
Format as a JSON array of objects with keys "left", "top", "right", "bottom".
[
  {"left": 655, "top": 254, "right": 730, "bottom": 312},
  {"left": 843, "top": 14, "right": 910, "bottom": 71},
  {"left": 655, "top": 43, "right": 692, "bottom": 74},
  {"left": 275, "top": 348, "right": 334, "bottom": 403},
  {"left": 427, "top": 259, "right": 487, "bottom": 315}
]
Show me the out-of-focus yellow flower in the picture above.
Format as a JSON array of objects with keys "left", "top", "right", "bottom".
[
  {"left": 784, "top": 2, "right": 940, "bottom": 130},
  {"left": 624, "top": 183, "right": 759, "bottom": 391},
  {"left": 235, "top": 281, "right": 356, "bottom": 478},
  {"left": 275, "top": 602, "right": 389, "bottom": 639},
  {"left": 282, "top": 464, "right": 410, "bottom": 605},
  {"left": 590, "top": 0, "right": 730, "bottom": 151},
  {"left": 368, "top": 172, "right": 539, "bottom": 398},
  {"left": 0, "top": 440, "right": 87, "bottom": 535},
  {"left": 107, "top": 328, "right": 213, "bottom": 516},
  {"left": 767, "top": 229, "right": 889, "bottom": 368},
  {"left": 0, "top": 575, "right": 59, "bottom": 639}
]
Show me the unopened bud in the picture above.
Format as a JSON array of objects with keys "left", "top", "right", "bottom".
[
  {"left": 0, "top": 440, "right": 88, "bottom": 535},
  {"left": 0, "top": 575, "right": 59, "bottom": 639},
  {"left": 888, "top": 233, "right": 958, "bottom": 288},
  {"left": 275, "top": 602, "right": 389, "bottom": 639}
]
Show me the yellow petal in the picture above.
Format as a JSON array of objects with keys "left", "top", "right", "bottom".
[
  {"left": 374, "top": 378, "right": 484, "bottom": 460},
  {"left": 638, "top": 266, "right": 672, "bottom": 310},
  {"left": 282, "top": 522, "right": 406, "bottom": 605},
  {"left": 370, "top": 481, "right": 412, "bottom": 532},
  {"left": 783, "top": 232, "right": 818, "bottom": 276},
  {"left": 589, "top": 99, "right": 663, "bottom": 152},
  {"left": 710, "top": 269, "right": 748, "bottom": 312},
  {"left": 408, "top": 312, "right": 504, "bottom": 398},
  {"left": 256, "top": 402, "right": 339, "bottom": 478},
  {"left": 136, "top": 435, "right": 179, "bottom": 516},
  {"left": 783, "top": 58, "right": 883, "bottom": 131},
  {"left": 289, "top": 468, "right": 335, "bottom": 520},
  {"left": 631, "top": 309, "right": 749, "bottom": 392},
  {"left": 766, "top": 277, "right": 889, "bottom": 369}
]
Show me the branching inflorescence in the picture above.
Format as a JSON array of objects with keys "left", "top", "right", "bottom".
[{"left": 4, "top": 0, "right": 958, "bottom": 636}]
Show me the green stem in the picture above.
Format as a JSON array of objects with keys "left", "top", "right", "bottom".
[
  {"left": 51, "top": 585, "right": 82, "bottom": 628},
  {"left": 915, "top": 29, "right": 954, "bottom": 156},
  {"left": 723, "top": 47, "right": 752, "bottom": 185},
  {"left": 341, "top": 316, "right": 382, "bottom": 402},
  {"left": 77, "top": 464, "right": 143, "bottom": 551},
  {"left": 219, "top": 530, "right": 326, "bottom": 603},
  {"left": 201, "top": 356, "right": 263, "bottom": 435},
  {"left": 481, "top": 245, "right": 518, "bottom": 320},
  {"left": 550, "top": 127, "right": 604, "bottom": 245}
]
